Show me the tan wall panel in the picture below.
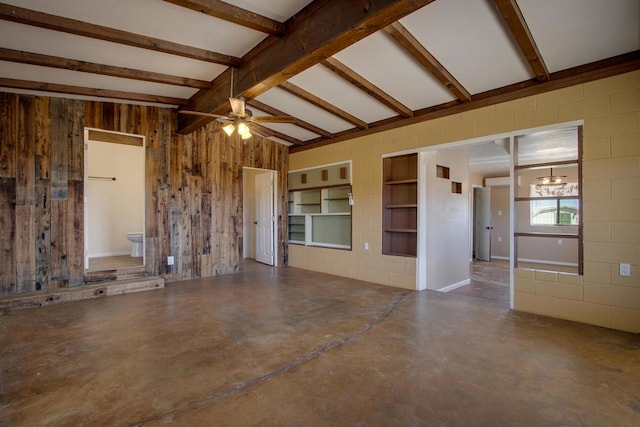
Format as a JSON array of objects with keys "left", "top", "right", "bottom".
[{"left": 289, "top": 70, "right": 640, "bottom": 332}]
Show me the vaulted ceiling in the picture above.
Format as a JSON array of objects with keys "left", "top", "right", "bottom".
[{"left": 1, "top": 0, "right": 638, "bottom": 152}]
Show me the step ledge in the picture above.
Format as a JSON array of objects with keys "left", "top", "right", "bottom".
[{"left": 0, "top": 277, "right": 165, "bottom": 314}]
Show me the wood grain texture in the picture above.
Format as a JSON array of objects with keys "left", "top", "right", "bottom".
[{"left": 0, "top": 92, "right": 289, "bottom": 296}]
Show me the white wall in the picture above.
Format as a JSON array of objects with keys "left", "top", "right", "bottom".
[
  {"left": 87, "top": 141, "right": 144, "bottom": 257},
  {"left": 426, "top": 149, "right": 470, "bottom": 290}
]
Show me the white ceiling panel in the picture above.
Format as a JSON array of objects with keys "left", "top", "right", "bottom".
[
  {"left": 256, "top": 87, "right": 354, "bottom": 134},
  {"left": 0, "top": 21, "right": 225, "bottom": 81},
  {"left": 2, "top": 0, "right": 266, "bottom": 57},
  {"left": 0, "top": 87, "right": 179, "bottom": 108},
  {"left": 288, "top": 65, "right": 398, "bottom": 123},
  {"left": 468, "top": 141, "right": 510, "bottom": 175},
  {"left": 257, "top": 123, "right": 320, "bottom": 142},
  {"left": 226, "top": 0, "right": 313, "bottom": 22},
  {"left": 0, "top": 61, "right": 197, "bottom": 100},
  {"left": 333, "top": 31, "right": 456, "bottom": 111},
  {"left": 400, "top": 0, "right": 533, "bottom": 94},
  {"left": 518, "top": 0, "right": 640, "bottom": 73}
]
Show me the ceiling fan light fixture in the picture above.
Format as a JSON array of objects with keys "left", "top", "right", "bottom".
[
  {"left": 238, "top": 122, "right": 251, "bottom": 139},
  {"left": 222, "top": 123, "right": 235, "bottom": 136}
]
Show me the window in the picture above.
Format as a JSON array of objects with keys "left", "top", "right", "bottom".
[{"left": 530, "top": 199, "right": 579, "bottom": 225}]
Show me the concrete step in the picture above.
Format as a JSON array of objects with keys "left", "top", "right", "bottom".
[{"left": 0, "top": 277, "right": 164, "bottom": 314}]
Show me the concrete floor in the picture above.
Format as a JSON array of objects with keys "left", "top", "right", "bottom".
[{"left": 1, "top": 262, "right": 639, "bottom": 426}]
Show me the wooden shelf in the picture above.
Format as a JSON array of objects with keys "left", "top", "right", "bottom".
[
  {"left": 385, "top": 179, "right": 418, "bottom": 185},
  {"left": 384, "top": 204, "right": 418, "bottom": 209},
  {"left": 514, "top": 232, "right": 579, "bottom": 238},
  {"left": 515, "top": 196, "right": 579, "bottom": 202},
  {"left": 383, "top": 153, "right": 418, "bottom": 257},
  {"left": 514, "top": 159, "right": 578, "bottom": 170}
]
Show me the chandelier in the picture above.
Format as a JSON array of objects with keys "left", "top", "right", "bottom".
[{"left": 535, "top": 168, "right": 566, "bottom": 186}]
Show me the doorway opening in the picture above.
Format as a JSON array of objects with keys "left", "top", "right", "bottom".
[
  {"left": 84, "top": 128, "right": 145, "bottom": 273},
  {"left": 417, "top": 122, "right": 582, "bottom": 308},
  {"left": 242, "top": 167, "right": 278, "bottom": 266}
]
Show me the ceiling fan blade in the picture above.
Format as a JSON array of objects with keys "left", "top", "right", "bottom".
[
  {"left": 251, "top": 115, "right": 296, "bottom": 123},
  {"left": 179, "top": 110, "right": 227, "bottom": 119},
  {"left": 229, "top": 97, "right": 245, "bottom": 117},
  {"left": 250, "top": 128, "right": 271, "bottom": 138}
]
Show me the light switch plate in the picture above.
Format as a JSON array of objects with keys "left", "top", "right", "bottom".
[{"left": 167, "top": 256, "right": 175, "bottom": 266}]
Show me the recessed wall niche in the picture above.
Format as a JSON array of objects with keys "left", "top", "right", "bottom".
[{"left": 436, "top": 164, "right": 450, "bottom": 179}]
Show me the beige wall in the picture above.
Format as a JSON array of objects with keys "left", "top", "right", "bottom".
[
  {"left": 289, "top": 70, "right": 640, "bottom": 332},
  {"left": 489, "top": 185, "right": 510, "bottom": 259}
]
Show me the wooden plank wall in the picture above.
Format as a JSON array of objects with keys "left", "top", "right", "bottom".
[{"left": 0, "top": 92, "right": 289, "bottom": 296}]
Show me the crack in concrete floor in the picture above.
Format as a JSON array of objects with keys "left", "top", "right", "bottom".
[{"left": 132, "top": 291, "right": 411, "bottom": 426}]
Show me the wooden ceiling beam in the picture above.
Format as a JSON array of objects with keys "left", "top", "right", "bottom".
[
  {"left": 163, "top": 0, "right": 285, "bottom": 36},
  {"left": 278, "top": 81, "right": 368, "bottom": 130},
  {"left": 246, "top": 99, "right": 333, "bottom": 138},
  {"left": 0, "top": 2, "right": 241, "bottom": 66},
  {"left": 178, "top": 0, "right": 436, "bottom": 133},
  {"left": 384, "top": 21, "right": 471, "bottom": 102},
  {"left": 291, "top": 51, "right": 640, "bottom": 152},
  {"left": 0, "top": 47, "right": 211, "bottom": 89},
  {"left": 0, "top": 77, "right": 189, "bottom": 105},
  {"left": 321, "top": 57, "right": 413, "bottom": 118},
  {"left": 494, "top": 0, "right": 549, "bottom": 82}
]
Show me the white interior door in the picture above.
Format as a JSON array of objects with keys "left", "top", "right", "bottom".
[
  {"left": 255, "top": 172, "right": 274, "bottom": 265},
  {"left": 474, "top": 187, "right": 492, "bottom": 261}
]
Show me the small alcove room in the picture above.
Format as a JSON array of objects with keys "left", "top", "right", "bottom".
[{"left": 1, "top": 1, "right": 639, "bottom": 425}]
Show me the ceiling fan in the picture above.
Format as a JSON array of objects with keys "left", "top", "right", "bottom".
[{"left": 179, "top": 69, "right": 295, "bottom": 139}]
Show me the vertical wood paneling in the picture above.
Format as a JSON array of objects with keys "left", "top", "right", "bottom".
[
  {"left": 67, "top": 180, "right": 84, "bottom": 286},
  {"left": 0, "top": 92, "right": 289, "bottom": 297},
  {"left": 35, "top": 179, "right": 50, "bottom": 291},
  {"left": 0, "top": 93, "right": 17, "bottom": 178},
  {"left": 15, "top": 205, "right": 35, "bottom": 293},
  {"left": 49, "top": 197, "right": 68, "bottom": 288},
  {"left": 16, "top": 96, "right": 36, "bottom": 206},
  {"left": 68, "top": 100, "right": 84, "bottom": 182},
  {"left": 0, "top": 178, "right": 16, "bottom": 294},
  {"left": 49, "top": 98, "right": 70, "bottom": 201},
  {"left": 34, "top": 97, "right": 50, "bottom": 181}
]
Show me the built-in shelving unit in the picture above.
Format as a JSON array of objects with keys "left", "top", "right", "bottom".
[
  {"left": 383, "top": 153, "right": 417, "bottom": 257},
  {"left": 513, "top": 126, "right": 583, "bottom": 275},
  {"left": 288, "top": 162, "right": 352, "bottom": 250}
]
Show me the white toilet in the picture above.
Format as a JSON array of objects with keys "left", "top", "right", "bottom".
[{"left": 126, "top": 232, "right": 144, "bottom": 257}]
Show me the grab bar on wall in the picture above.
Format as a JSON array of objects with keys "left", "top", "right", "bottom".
[{"left": 89, "top": 176, "right": 116, "bottom": 181}]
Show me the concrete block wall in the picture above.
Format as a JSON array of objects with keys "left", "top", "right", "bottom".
[{"left": 289, "top": 71, "right": 640, "bottom": 332}]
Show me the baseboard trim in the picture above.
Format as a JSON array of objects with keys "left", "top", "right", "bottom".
[
  {"left": 491, "top": 256, "right": 509, "bottom": 261},
  {"left": 437, "top": 279, "right": 471, "bottom": 293}
]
